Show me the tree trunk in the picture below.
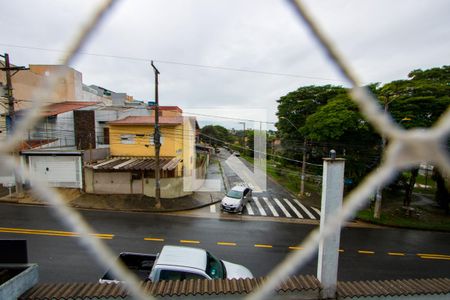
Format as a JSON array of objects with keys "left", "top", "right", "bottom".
[
  {"left": 432, "top": 169, "right": 450, "bottom": 214},
  {"left": 404, "top": 168, "right": 419, "bottom": 207}
]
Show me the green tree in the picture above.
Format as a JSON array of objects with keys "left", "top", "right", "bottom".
[
  {"left": 380, "top": 66, "right": 450, "bottom": 207},
  {"left": 276, "top": 85, "right": 346, "bottom": 160},
  {"left": 432, "top": 169, "right": 450, "bottom": 214},
  {"left": 200, "top": 125, "right": 234, "bottom": 147},
  {"left": 301, "top": 93, "right": 379, "bottom": 184}
]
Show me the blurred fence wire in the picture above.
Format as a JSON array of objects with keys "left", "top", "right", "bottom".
[
  {"left": 0, "top": 0, "right": 448, "bottom": 299},
  {"left": 248, "top": 1, "right": 450, "bottom": 299}
]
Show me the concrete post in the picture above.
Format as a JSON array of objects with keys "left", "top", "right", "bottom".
[{"left": 317, "top": 157, "right": 345, "bottom": 299}]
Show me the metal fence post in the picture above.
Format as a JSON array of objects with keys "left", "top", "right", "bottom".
[{"left": 317, "top": 152, "right": 345, "bottom": 299}]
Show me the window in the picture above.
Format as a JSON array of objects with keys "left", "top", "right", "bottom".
[
  {"left": 120, "top": 134, "right": 135, "bottom": 144},
  {"left": 103, "top": 127, "right": 109, "bottom": 144},
  {"left": 226, "top": 189, "right": 243, "bottom": 199},
  {"left": 184, "top": 272, "right": 206, "bottom": 280},
  {"left": 206, "top": 252, "right": 225, "bottom": 279},
  {"left": 149, "top": 133, "right": 163, "bottom": 145},
  {"left": 131, "top": 172, "right": 142, "bottom": 180}
]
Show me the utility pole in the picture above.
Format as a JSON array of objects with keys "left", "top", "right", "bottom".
[
  {"left": 239, "top": 121, "right": 245, "bottom": 154},
  {"left": 151, "top": 61, "right": 161, "bottom": 207},
  {"left": 1, "top": 53, "right": 28, "bottom": 197},
  {"left": 280, "top": 116, "right": 307, "bottom": 197},
  {"left": 300, "top": 139, "right": 307, "bottom": 196},
  {"left": 373, "top": 102, "right": 388, "bottom": 219}
]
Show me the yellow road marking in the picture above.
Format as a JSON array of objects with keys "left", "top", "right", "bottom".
[
  {"left": 419, "top": 255, "right": 450, "bottom": 261},
  {"left": 288, "top": 246, "right": 303, "bottom": 250},
  {"left": 144, "top": 237, "right": 165, "bottom": 242},
  {"left": 180, "top": 240, "right": 200, "bottom": 244},
  {"left": 217, "top": 242, "right": 237, "bottom": 246},
  {"left": 417, "top": 253, "right": 450, "bottom": 258},
  {"left": 0, "top": 227, "right": 113, "bottom": 239},
  {"left": 255, "top": 244, "right": 272, "bottom": 248},
  {"left": 388, "top": 252, "right": 405, "bottom": 256},
  {"left": 358, "top": 250, "right": 375, "bottom": 255}
]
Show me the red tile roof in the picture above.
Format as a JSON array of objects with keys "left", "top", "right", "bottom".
[
  {"left": 149, "top": 105, "right": 182, "bottom": 112},
  {"left": 41, "top": 101, "right": 99, "bottom": 117},
  {"left": 18, "top": 139, "right": 57, "bottom": 151},
  {"left": 107, "top": 116, "right": 183, "bottom": 125}
]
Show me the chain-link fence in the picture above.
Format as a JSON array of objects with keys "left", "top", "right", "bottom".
[{"left": 1, "top": 0, "right": 449, "bottom": 299}]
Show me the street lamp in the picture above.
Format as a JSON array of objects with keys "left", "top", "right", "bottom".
[{"left": 279, "top": 116, "right": 307, "bottom": 197}]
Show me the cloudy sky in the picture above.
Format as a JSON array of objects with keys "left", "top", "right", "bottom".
[{"left": 1, "top": 0, "right": 449, "bottom": 129}]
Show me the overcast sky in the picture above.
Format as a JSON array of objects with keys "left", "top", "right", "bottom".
[{"left": 1, "top": 0, "right": 449, "bottom": 129}]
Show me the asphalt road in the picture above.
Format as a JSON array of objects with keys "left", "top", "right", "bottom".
[
  {"left": 218, "top": 149, "right": 294, "bottom": 199},
  {"left": 0, "top": 203, "right": 449, "bottom": 283},
  {"left": 216, "top": 149, "right": 320, "bottom": 219}
]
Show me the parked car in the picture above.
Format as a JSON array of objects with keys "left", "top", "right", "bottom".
[
  {"left": 99, "top": 245, "right": 253, "bottom": 283},
  {"left": 233, "top": 151, "right": 240, "bottom": 157},
  {"left": 221, "top": 185, "right": 252, "bottom": 213}
]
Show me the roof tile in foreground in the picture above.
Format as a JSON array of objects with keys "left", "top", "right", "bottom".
[
  {"left": 337, "top": 277, "right": 450, "bottom": 298},
  {"left": 19, "top": 276, "right": 450, "bottom": 299},
  {"left": 20, "top": 275, "right": 319, "bottom": 299}
]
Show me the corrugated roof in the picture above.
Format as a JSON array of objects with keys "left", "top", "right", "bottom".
[
  {"left": 19, "top": 276, "right": 450, "bottom": 299},
  {"left": 40, "top": 101, "right": 99, "bottom": 117},
  {"left": 91, "top": 157, "right": 181, "bottom": 171},
  {"left": 20, "top": 275, "right": 320, "bottom": 299},
  {"left": 337, "top": 277, "right": 450, "bottom": 298},
  {"left": 107, "top": 116, "right": 183, "bottom": 125}
]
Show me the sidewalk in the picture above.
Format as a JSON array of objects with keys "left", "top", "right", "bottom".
[{"left": 0, "top": 159, "right": 226, "bottom": 213}]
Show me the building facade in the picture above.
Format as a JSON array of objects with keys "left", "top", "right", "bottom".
[{"left": 84, "top": 106, "right": 199, "bottom": 198}]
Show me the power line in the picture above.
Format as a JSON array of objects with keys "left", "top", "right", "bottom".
[
  {"left": 183, "top": 112, "right": 276, "bottom": 124},
  {"left": 0, "top": 42, "right": 343, "bottom": 82},
  {"left": 199, "top": 132, "right": 322, "bottom": 167}
]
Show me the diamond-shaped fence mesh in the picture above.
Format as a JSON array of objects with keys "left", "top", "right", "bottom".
[{"left": 1, "top": 1, "right": 448, "bottom": 299}]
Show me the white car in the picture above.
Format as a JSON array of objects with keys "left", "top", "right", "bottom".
[{"left": 221, "top": 185, "right": 252, "bottom": 213}]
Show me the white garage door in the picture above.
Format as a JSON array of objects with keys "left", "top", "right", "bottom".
[{"left": 29, "top": 156, "right": 82, "bottom": 188}]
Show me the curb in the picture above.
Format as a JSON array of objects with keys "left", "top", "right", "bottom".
[
  {"left": 70, "top": 199, "right": 222, "bottom": 213},
  {"left": 0, "top": 194, "right": 222, "bottom": 214},
  {"left": 218, "top": 159, "right": 230, "bottom": 192}
]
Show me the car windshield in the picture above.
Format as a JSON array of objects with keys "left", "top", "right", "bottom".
[
  {"left": 226, "top": 190, "right": 243, "bottom": 199},
  {"left": 205, "top": 251, "right": 226, "bottom": 279}
]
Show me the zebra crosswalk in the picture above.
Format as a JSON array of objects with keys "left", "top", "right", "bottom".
[{"left": 210, "top": 196, "right": 320, "bottom": 220}]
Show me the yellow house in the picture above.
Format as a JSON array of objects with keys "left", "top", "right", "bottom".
[{"left": 84, "top": 106, "right": 200, "bottom": 198}]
